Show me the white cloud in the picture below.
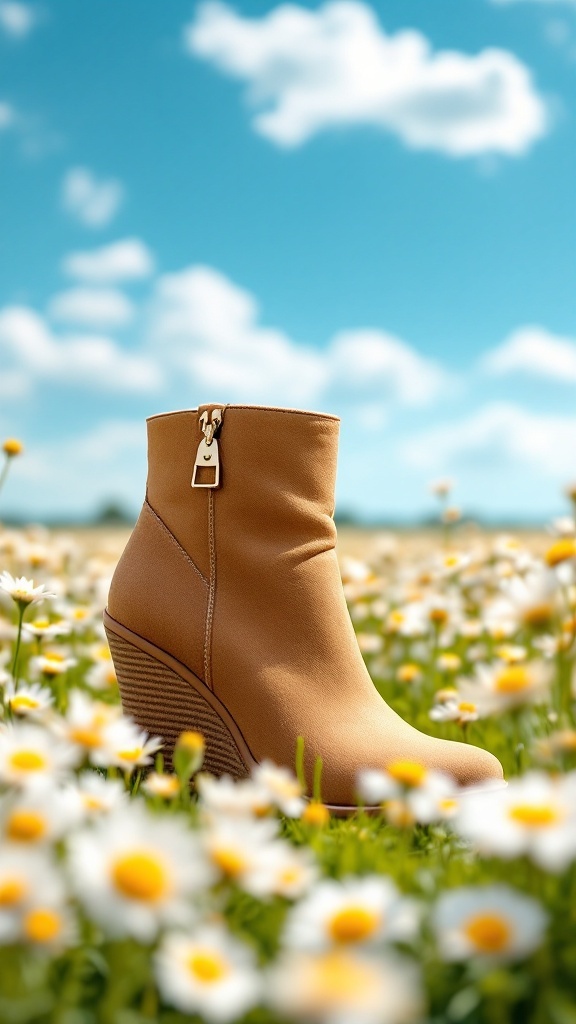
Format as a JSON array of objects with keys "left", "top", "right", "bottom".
[
  {"left": 150, "top": 264, "right": 449, "bottom": 408},
  {"left": 47, "top": 288, "right": 135, "bottom": 330},
  {"left": 13, "top": 419, "right": 146, "bottom": 518},
  {"left": 0, "top": 102, "right": 15, "bottom": 130},
  {"left": 482, "top": 326, "right": 576, "bottom": 382},
  {"left": 186, "top": 1, "right": 548, "bottom": 156},
  {"left": 61, "top": 167, "right": 124, "bottom": 228},
  {"left": 62, "top": 238, "right": 155, "bottom": 284},
  {"left": 0, "top": 307, "right": 161, "bottom": 393},
  {"left": 151, "top": 266, "right": 327, "bottom": 405},
  {"left": 402, "top": 402, "right": 576, "bottom": 477},
  {"left": 0, "top": 2, "right": 35, "bottom": 38},
  {"left": 328, "top": 330, "right": 449, "bottom": 405},
  {"left": 0, "top": 369, "right": 29, "bottom": 400}
]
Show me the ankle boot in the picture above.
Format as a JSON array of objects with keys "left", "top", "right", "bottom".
[{"left": 104, "top": 403, "right": 504, "bottom": 809}]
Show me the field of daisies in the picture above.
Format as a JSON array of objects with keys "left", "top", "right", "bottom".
[{"left": 1, "top": 439, "right": 576, "bottom": 1024}]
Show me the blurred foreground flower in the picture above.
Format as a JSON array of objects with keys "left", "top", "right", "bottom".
[{"left": 433, "top": 884, "right": 547, "bottom": 962}]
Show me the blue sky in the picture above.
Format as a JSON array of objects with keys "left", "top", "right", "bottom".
[{"left": 0, "top": 0, "right": 575, "bottom": 522}]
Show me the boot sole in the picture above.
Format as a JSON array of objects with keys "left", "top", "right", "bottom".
[{"left": 103, "top": 610, "right": 506, "bottom": 814}]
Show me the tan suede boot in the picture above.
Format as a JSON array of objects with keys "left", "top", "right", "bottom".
[{"left": 104, "top": 403, "right": 504, "bottom": 809}]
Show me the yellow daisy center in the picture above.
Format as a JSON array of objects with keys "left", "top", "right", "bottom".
[
  {"left": 522, "top": 604, "right": 554, "bottom": 628},
  {"left": 187, "top": 950, "right": 230, "bottom": 984},
  {"left": 329, "top": 906, "right": 380, "bottom": 944},
  {"left": 70, "top": 726, "right": 103, "bottom": 749},
  {"left": 429, "top": 607, "right": 448, "bottom": 624},
  {"left": 0, "top": 877, "right": 27, "bottom": 906},
  {"left": 6, "top": 810, "right": 47, "bottom": 842},
  {"left": 83, "top": 795, "right": 105, "bottom": 812},
  {"left": 464, "top": 912, "right": 512, "bottom": 953},
  {"left": 23, "top": 908, "right": 62, "bottom": 943},
  {"left": 41, "top": 654, "right": 66, "bottom": 676},
  {"left": 388, "top": 760, "right": 427, "bottom": 787},
  {"left": 458, "top": 701, "right": 477, "bottom": 713},
  {"left": 211, "top": 845, "right": 247, "bottom": 878},
  {"left": 509, "top": 802, "right": 560, "bottom": 828},
  {"left": 389, "top": 610, "right": 405, "bottom": 627},
  {"left": 9, "top": 750, "right": 47, "bottom": 773},
  {"left": 439, "top": 798, "right": 458, "bottom": 814},
  {"left": 385, "top": 798, "right": 416, "bottom": 828},
  {"left": 3, "top": 438, "right": 23, "bottom": 457},
  {"left": 307, "top": 950, "right": 378, "bottom": 1001},
  {"left": 118, "top": 747, "right": 144, "bottom": 763},
  {"left": 279, "top": 866, "right": 302, "bottom": 886},
  {"left": 111, "top": 851, "right": 168, "bottom": 901},
  {"left": 494, "top": 666, "right": 531, "bottom": 694},
  {"left": 397, "top": 663, "right": 421, "bottom": 683},
  {"left": 302, "top": 802, "right": 330, "bottom": 826},
  {"left": 546, "top": 538, "right": 576, "bottom": 567},
  {"left": 11, "top": 695, "right": 40, "bottom": 712}
]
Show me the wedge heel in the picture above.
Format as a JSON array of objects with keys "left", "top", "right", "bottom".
[{"left": 104, "top": 624, "right": 250, "bottom": 780}]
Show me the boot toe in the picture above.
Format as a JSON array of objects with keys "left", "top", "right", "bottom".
[{"left": 443, "top": 740, "right": 504, "bottom": 790}]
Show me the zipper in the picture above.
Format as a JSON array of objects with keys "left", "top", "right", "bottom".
[{"left": 191, "top": 408, "right": 223, "bottom": 488}]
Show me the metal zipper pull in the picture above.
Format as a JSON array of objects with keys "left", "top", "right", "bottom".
[{"left": 191, "top": 408, "right": 222, "bottom": 488}]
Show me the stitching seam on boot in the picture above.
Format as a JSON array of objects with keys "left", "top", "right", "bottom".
[
  {"left": 204, "top": 489, "right": 216, "bottom": 689},
  {"left": 143, "top": 499, "right": 209, "bottom": 588}
]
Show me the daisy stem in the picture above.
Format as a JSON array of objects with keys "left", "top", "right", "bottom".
[
  {"left": 313, "top": 755, "right": 323, "bottom": 803},
  {"left": 0, "top": 454, "right": 10, "bottom": 499},
  {"left": 131, "top": 767, "right": 143, "bottom": 796},
  {"left": 10, "top": 602, "right": 25, "bottom": 690},
  {"left": 295, "top": 735, "right": 306, "bottom": 792}
]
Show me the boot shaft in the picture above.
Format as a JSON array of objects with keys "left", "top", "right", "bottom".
[{"left": 146, "top": 404, "right": 341, "bottom": 579}]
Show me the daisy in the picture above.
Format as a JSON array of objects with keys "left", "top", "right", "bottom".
[
  {"left": 436, "top": 552, "right": 470, "bottom": 577},
  {"left": 101, "top": 718, "right": 163, "bottom": 773},
  {"left": 358, "top": 762, "right": 455, "bottom": 824},
  {"left": 430, "top": 478, "right": 453, "bottom": 498},
  {"left": 69, "top": 773, "right": 128, "bottom": 819},
  {"left": 433, "top": 884, "right": 547, "bottom": 962},
  {"left": 155, "top": 924, "right": 262, "bottom": 1022},
  {"left": 436, "top": 652, "right": 462, "bottom": 674},
  {"left": 396, "top": 663, "right": 422, "bottom": 685},
  {"left": 386, "top": 604, "right": 427, "bottom": 638},
  {"left": 4, "top": 681, "right": 54, "bottom": 719},
  {"left": 251, "top": 761, "right": 305, "bottom": 817},
  {"left": 18, "top": 900, "right": 76, "bottom": 953},
  {"left": 0, "top": 572, "right": 55, "bottom": 608},
  {"left": 357, "top": 633, "right": 383, "bottom": 655},
  {"left": 197, "top": 773, "right": 272, "bottom": 819},
  {"left": 460, "top": 660, "right": 552, "bottom": 715},
  {"left": 85, "top": 659, "right": 118, "bottom": 692},
  {"left": 430, "top": 697, "right": 480, "bottom": 726},
  {"left": 202, "top": 817, "right": 278, "bottom": 891},
  {"left": 268, "top": 948, "right": 422, "bottom": 1024},
  {"left": 0, "top": 723, "right": 78, "bottom": 788},
  {"left": 244, "top": 840, "right": 318, "bottom": 901},
  {"left": 284, "top": 876, "right": 418, "bottom": 950},
  {"left": 455, "top": 771, "right": 576, "bottom": 871},
  {"left": 55, "top": 692, "right": 122, "bottom": 764},
  {"left": 30, "top": 650, "right": 77, "bottom": 678},
  {"left": 69, "top": 804, "right": 212, "bottom": 940},
  {"left": 502, "top": 570, "right": 559, "bottom": 632},
  {"left": 143, "top": 772, "right": 181, "bottom": 799},
  {"left": 22, "top": 618, "right": 71, "bottom": 642},
  {"left": 0, "top": 787, "right": 80, "bottom": 845},
  {"left": 0, "top": 849, "right": 62, "bottom": 945}
]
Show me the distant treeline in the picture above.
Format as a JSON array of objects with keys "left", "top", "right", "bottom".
[{"left": 0, "top": 501, "right": 554, "bottom": 531}]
